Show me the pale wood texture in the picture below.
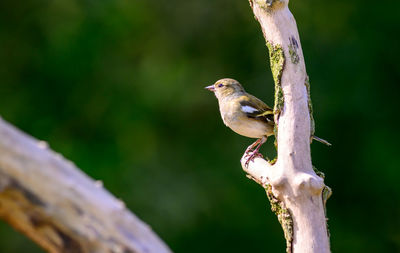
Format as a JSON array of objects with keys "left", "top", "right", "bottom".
[
  {"left": 242, "top": 1, "right": 330, "bottom": 252},
  {"left": 0, "top": 117, "right": 171, "bottom": 253}
]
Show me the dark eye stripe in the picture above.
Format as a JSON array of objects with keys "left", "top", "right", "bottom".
[{"left": 218, "top": 83, "right": 223, "bottom": 87}]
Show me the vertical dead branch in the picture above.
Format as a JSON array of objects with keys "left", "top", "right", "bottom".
[{"left": 242, "top": 1, "right": 331, "bottom": 252}]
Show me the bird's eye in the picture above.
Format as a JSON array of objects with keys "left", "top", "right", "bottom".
[{"left": 218, "top": 83, "right": 224, "bottom": 88}]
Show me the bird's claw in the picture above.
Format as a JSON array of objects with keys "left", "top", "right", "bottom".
[
  {"left": 244, "top": 137, "right": 267, "bottom": 167},
  {"left": 244, "top": 150, "right": 263, "bottom": 167}
]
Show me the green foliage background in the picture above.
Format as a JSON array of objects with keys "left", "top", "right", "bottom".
[{"left": 0, "top": 0, "right": 399, "bottom": 252}]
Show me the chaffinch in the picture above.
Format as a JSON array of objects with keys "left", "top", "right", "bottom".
[{"left": 206, "top": 78, "right": 330, "bottom": 165}]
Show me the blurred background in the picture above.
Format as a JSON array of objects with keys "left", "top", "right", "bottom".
[{"left": 0, "top": 0, "right": 399, "bottom": 252}]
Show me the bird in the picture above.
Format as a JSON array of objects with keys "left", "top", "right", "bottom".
[{"left": 205, "top": 78, "right": 330, "bottom": 165}]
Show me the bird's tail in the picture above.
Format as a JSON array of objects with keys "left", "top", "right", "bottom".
[{"left": 312, "top": 136, "right": 332, "bottom": 146}]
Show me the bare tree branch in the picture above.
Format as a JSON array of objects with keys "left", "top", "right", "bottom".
[
  {"left": 0, "top": 117, "right": 171, "bottom": 253},
  {"left": 242, "top": 1, "right": 331, "bottom": 252}
]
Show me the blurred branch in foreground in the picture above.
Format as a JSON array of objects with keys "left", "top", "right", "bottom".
[{"left": 0, "top": 117, "right": 171, "bottom": 253}]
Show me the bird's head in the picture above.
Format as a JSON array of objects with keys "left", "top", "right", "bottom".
[{"left": 205, "top": 78, "right": 245, "bottom": 100}]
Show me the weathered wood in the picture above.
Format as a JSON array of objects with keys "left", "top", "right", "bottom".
[
  {"left": 242, "top": 1, "right": 331, "bottom": 252},
  {"left": 0, "top": 117, "right": 171, "bottom": 253}
]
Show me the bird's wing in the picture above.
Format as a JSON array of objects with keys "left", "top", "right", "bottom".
[{"left": 239, "top": 95, "right": 274, "bottom": 125}]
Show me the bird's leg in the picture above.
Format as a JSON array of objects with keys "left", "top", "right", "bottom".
[
  {"left": 245, "top": 136, "right": 267, "bottom": 167},
  {"left": 245, "top": 138, "right": 262, "bottom": 154},
  {"left": 246, "top": 137, "right": 267, "bottom": 153}
]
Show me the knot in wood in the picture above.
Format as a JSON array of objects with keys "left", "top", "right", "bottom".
[{"left": 293, "top": 173, "right": 324, "bottom": 197}]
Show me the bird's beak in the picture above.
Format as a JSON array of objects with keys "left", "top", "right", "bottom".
[{"left": 205, "top": 85, "right": 215, "bottom": 92}]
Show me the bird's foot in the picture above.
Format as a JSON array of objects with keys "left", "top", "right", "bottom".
[
  {"left": 244, "top": 150, "right": 263, "bottom": 167},
  {"left": 244, "top": 137, "right": 267, "bottom": 167}
]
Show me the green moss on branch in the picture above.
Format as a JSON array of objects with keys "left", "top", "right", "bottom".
[
  {"left": 254, "top": 0, "right": 286, "bottom": 10},
  {"left": 305, "top": 76, "right": 315, "bottom": 138},
  {"left": 266, "top": 41, "right": 285, "bottom": 118},
  {"left": 266, "top": 185, "right": 293, "bottom": 253}
]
